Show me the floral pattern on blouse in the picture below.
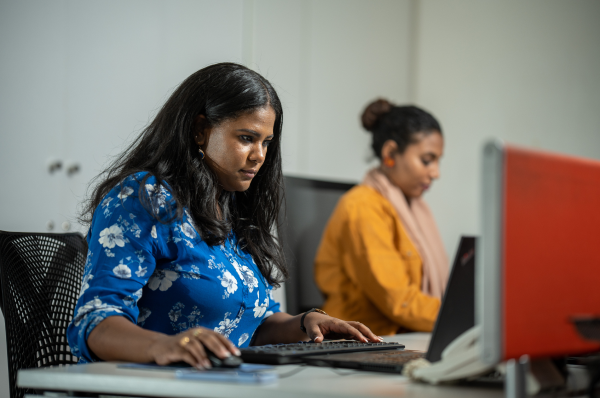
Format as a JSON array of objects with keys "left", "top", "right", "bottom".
[{"left": 67, "top": 173, "right": 281, "bottom": 363}]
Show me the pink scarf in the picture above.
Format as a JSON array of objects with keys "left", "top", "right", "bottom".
[{"left": 362, "top": 168, "right": 449, "bottom": 298}]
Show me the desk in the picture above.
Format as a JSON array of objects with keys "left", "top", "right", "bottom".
[{"left": 18, "top": 333, "right": 503, "bottom": 398}]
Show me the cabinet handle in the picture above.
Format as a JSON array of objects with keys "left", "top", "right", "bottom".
[
  {"left": 47, "top": 159, "right": 62, "bottom": 174},
  {"left": 66, "top": 162, "right": 81, "bottom": 176}
]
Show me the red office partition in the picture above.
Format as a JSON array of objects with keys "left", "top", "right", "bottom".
[{"left": 503, "top": 145, "right": 600, "bottom": 359}]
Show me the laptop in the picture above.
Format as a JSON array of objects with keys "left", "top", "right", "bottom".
[{"left": 304, "top": 236, "right": 476, "bottom": 373}]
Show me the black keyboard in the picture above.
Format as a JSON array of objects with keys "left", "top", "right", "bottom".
[{"left": 240, "top": 341, "right": 405, "bottom": 364}]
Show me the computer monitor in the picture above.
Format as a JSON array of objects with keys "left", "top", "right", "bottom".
[{"left": 479, "top": 140, "right": 600, "bottom": 365}]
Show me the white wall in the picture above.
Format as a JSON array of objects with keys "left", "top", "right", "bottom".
[
  {"left": 413, "top": 0, "right": 600, "bottom": 255},
  {"left": 246, "top": 0, "right": 413, "bottom": 182},
  {"left": 0, "top": 0, "right": 245, "bottom": 233}
]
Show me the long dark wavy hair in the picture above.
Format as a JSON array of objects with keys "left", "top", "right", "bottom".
[{"left": 81, "top": 63, "right": 288, "bottom": 286}]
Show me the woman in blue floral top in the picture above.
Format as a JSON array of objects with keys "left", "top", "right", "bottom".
[{"left": 67, "top": 63, "right": 381, "bottom": 369}]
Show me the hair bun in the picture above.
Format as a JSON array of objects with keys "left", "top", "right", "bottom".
[{"left": 361, "top": 99, "right": 392, "bottom": 132}]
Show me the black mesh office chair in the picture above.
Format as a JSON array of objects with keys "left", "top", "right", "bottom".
[
  {"left": 279, "top": 176, "right": 355, "bottom": 315},
  {"left": 0, "top": 231, "right": 87, "bottom": 398}
]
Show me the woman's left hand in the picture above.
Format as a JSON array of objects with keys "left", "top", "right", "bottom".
[{"left": 302, "top": 312, "right": 383, "bottom": 343}]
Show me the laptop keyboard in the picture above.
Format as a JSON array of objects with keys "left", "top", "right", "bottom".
[
  {"left": 360, "top": 350, "right": 425, "bottom": 364},
  {"left": 304, "top": 350, "right": 426, "bottom": 373},
  {"left": 240, "top": 341, "right": 404, "bottom": 364}
]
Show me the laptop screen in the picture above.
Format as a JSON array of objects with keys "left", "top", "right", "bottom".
[{"left": 426, "top": 236, "right": 476, "bottom": 362}]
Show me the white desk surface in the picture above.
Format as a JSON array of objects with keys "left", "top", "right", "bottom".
[{"left": 18, "top": 333, "right": 503, "bottom": 398}]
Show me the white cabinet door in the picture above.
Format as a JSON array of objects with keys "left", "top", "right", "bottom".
[{"left": 0, "top": 1, "right": 66, "bottom": 233}]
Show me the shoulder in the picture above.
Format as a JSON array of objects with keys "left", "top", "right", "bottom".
[
  {"left": 101, "top": 172, "right": 159, "bottom": 198},
  {"left": 97, "top": 172, "right": 175, "bottom": 221},
  {"left": 321, "top": 185, "right": 401, "bottom": 249},
  {"left": 112, "top": 172, "right": 172, "bottom": 197},
  {"left": 336, "top": 185, "right": 396, "bottom": 215},
  {"left": 343, "top": 185, "right": 386, "bottom": 201},
  {"left": 323, "top": 185, "right": 398, "bottom": 235}
]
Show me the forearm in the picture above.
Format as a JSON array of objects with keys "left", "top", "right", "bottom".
[
  {"left": 364, "top": 281, "right": 440, "bottom": 331},
  {"left": 394, "top": 291, "right": 440, "bottom": 332},
  {"left": 87, "top": 315, "right": 166, "bottom": 362},
  {"left": 251, "top": 312, "right": 309, "bottom": 346},
  {"left": 355, "top": 250, "right": 441, "bottom": 331},
  {"left": 252, "top": 311, "right": 381, "bottom": 346}
]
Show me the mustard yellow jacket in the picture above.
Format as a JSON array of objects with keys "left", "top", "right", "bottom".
[{"left": 314, "top": 185, "right": 441, "bottom": 335}]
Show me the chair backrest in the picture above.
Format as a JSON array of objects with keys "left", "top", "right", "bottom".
[
  {"left": 0, "top": 231, "right": 87, "bottom": 398},
  {"left": 279, "top": 176, "right": 355, "bottom": 315}
]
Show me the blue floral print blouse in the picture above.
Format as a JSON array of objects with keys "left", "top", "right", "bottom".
[{"left": 67, "top": 173, "right": 281, "bottom": 363}]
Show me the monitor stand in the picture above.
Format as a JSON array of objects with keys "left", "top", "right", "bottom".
[{"left": 507, "top": 356, "right": 567, "bottom": 398}]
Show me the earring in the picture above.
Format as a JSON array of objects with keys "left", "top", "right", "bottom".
[
  {"left": 198, "top": 148, "right": 205, "bottom": 160},
  {"left": 384, "top": 157, "right": 395, "bottom": 168}
]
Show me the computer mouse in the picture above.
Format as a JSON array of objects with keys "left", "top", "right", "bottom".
[
  {"left": 168, "top": 351, "right": 243, "bottom": 369},
  {"left": 206, "top": 350, "right": 243, "bottom": 368}
]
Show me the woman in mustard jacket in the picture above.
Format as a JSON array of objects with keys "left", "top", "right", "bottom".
[{"left": 314, "top": 99, "right": 449, "bottom": 335}]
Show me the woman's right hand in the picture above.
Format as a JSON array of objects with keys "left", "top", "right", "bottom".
[{"left": 148, "top": 327, "right": 241, "bottom": 369}]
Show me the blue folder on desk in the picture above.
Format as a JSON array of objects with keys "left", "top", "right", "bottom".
[{"left": 118, "top": 363, "right": 278, "bottom": 384}]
